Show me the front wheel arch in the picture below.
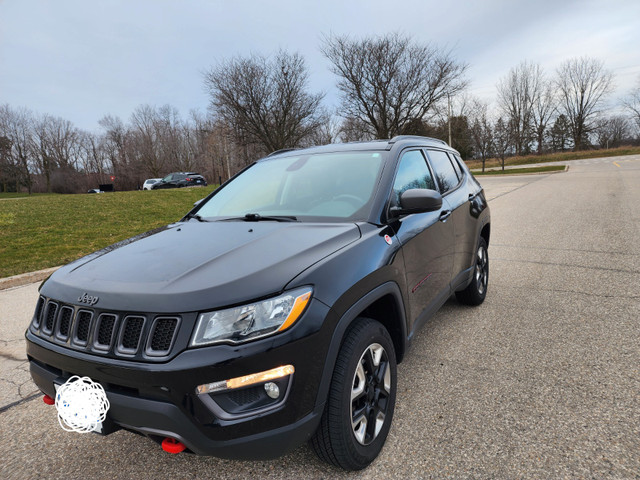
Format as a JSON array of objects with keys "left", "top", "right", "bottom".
[
  {"left": 310, "top": 317, "right": 397, "bottom": 470},
  {"left": 313, "top": 282, "right": 407, "bottom": 417}
]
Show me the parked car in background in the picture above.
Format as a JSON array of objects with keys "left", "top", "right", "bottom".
[
  {"left": 143, "top": 178, "right": 162, "bottom": 190},
  {"left": 151, "top": 172, "right": 207, "bottom": 189}
]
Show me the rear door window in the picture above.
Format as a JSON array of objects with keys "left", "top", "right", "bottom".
[{"left": 425, "top": 149, "right": 460, "bottom": 193}]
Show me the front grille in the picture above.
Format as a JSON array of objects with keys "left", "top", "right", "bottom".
[
  {"left": 31, "top": 297, "right": 181, "bottom": 360},
  {"left": 148, "top": 317, "right": 179, "bottom": 355},
  {"left": 75, "top": 310, "right": 93, "bottom": 344},
  {"left": 43, "top": 302, "right": 58, "bottom": 334},
  {"left": 57, "top": 307, "right": 73, "bottom": 339},
  {"left": 95, "top": 314, "right": 117, "bottom": 348}
]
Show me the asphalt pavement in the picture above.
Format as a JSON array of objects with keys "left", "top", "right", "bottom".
[{"left": 1, "top": 155, "right": 638, "bottom": 479}]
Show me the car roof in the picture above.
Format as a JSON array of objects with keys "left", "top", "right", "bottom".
[{"left": 259, "top": 135, "right": 456, "bottom": 162}]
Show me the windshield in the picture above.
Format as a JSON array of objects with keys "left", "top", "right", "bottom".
[{"left": 196, "top": 151, "right": 386, "bottom": 221}]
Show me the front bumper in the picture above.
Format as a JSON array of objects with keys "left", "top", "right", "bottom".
[{"left": 25, "top": 299, "right": 331, "bottom": 459}]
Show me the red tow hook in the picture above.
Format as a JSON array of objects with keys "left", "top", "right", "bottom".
[
  {"left": 162, "top": 437, "right": 186, "bottom": 454},
  {"left": 43, "top": 394, "right": 55, "bottom": 405}
]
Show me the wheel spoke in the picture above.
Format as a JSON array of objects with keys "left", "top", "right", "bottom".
[
  {"left": 352, "top": 404, "right": 367, "bottom": 424},
  {"left": 374, "top": 409, "right": 386, "bottom": 438},
  {"left": 362, "top": 348, "right": 375, "bottom": 374},
  {"left": 366, "top": 407, "right": 378, "bottom": 440},
  {"left": 383, "top": 360, "right": 391, "bottom": 393},
  {"left": 375, "top": 360, "right": 391, "bottom": 394},
  {"left": 352, "top": 412, "right": 367, "bottom": 444},
  {"left": 351, "top": 362, "right": 366, "bottom": 401},
  {"left": 370, "top": 344, "right": 383, "bottom": 367}
]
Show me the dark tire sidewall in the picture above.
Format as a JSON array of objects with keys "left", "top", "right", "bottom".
[{"left": 336, "top": 319, "right": 397, "bottom": 468}]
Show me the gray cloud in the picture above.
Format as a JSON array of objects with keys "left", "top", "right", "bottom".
[{"left": 1, "top": 0, "right": 637, "bottom": 130}]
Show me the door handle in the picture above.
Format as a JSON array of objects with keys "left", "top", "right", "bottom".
[{"left": 439, "top": 210, "right": 451, "bottom": 222}]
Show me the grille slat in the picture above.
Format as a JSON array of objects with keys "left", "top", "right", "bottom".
[
  {"left": 120, "top": 317, "right": 144, "bottom": 352},
  {"left": 33, "top": 297, "right": 45, "bottom": 328},
  {"left": 148, "top": 318, "right": 179, "bottom": 354},
  {"left": 57, "top": 307, "right": 73, "bottom": 339},
  {"left": 96, "top": 314, "right": 117, "bottom": 348},
  {"left": 75, "top": 310, "right": 93, "bottom": 344},
  {"left": 43, "top": 302, "right": 58, "bottom": 334}
]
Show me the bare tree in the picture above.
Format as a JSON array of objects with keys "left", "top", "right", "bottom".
[
  {"left": 0, "top": 105, "right": 35, "bottom": 193},
  {"left": 623, "top": 80, "right": 640, "bottom": 134},
  {"left": 467, "top": 100, "right": 493, "bottom": 172},
  {"left": 322, "top": 32, "right": 467, "bottom": 139},
  {"left": 307, "top": 111, "right": 341, "bottom": 146},
  {"left": 556, "top": 57, "right": 613, "bottom": 150},
  {"left": 204, "top": 50, "right": 325, "bottom": 154},
  {"left": 493, "top": 117, "right": 512, "bottom": 171},
  {"left": 532, "top": 78, "right": 556, "bottom": 154},
  {"left": 594, "top": 116, "right": 631, "bottom": 148},
  {"left": 130, "top": 105, "right": 165, "bottom": 177},
  {"left": 497, "top": 61, "right": 543, "bottom": 156},
  {"left": 31, "top": 114, "right": 55, "bottom": 192},
  {"left": 338, "top": 117, "right": 374, "bottom": 143}
]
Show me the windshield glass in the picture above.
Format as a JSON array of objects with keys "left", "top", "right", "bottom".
[{"left": 196, "top": 151, "right": 386, "bottom": 221}]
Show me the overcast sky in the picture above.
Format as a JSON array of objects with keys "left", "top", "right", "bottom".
[{"left": 1, "top": 0, "right": 639, "bottom": 131}]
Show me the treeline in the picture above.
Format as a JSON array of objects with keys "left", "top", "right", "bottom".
[{"left": 2, "top": 33, "right": 640, "bottom": 193}]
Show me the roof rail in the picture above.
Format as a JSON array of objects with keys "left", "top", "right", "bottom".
[
  {"left": 267, "top": 148, "right": 298, "bottom": 157},
  {"left": 387, "top": 135, "right": 448, "bottom": 147}
]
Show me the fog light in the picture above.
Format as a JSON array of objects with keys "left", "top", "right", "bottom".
[
  {"left": 196, "top": 365, "right": 294, "bottom": 395},
  {"left": 264, "top": 382, "right": 280, "bottom": 399}
]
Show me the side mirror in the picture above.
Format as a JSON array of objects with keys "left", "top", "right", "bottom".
[{"left": 390, "top": 189, "right": 443, "bottom": 217}]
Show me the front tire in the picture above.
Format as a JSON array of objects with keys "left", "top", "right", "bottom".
[
  {"left": 456, "top": 236, "right": 489, "bottom": 305},
  {"left": 310, "top": 318, "right": 397, "bottom": 470}
]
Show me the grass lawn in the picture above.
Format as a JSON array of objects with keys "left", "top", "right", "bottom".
[
  {"left": 473, "top": 165, "right": 567, "bottom": 176},
  {"left": 0, "top": 186, "right": 217, "bottom": 278},
  {"left": 465, "top": 146, "right": 640, "bottom": 170},
  {"left": 0, "top": 192, "right": 53, "bottom": 199}
]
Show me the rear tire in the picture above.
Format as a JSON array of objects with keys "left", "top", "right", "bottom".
[
  {"left": 310, "top": 318, "right": 397, "bottom": 470},
  {"left": 456, "top": 236, "right": 489, "bottom": 305}
]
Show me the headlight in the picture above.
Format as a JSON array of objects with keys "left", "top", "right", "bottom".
[{"left": 190, "top": 287, "right": 312, "bottom": 347}]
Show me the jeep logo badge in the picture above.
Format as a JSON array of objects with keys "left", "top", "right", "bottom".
[{"left": 78, "top": 292, "right": 99, "bottom": 306}]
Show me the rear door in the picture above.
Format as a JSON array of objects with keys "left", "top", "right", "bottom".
[
  {"left": 424, "top": 149, "right": 473, "bottom": 284},
  {"left": 390, "top": 149, "right": 454, "bottom": 332}
]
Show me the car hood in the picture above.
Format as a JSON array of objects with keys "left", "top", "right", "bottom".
[{"left": 40, "top": 221, "right": 360, "bottom": 312}]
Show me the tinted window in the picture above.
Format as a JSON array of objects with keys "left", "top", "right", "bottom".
[
  {"left": 426, "top": 150, "right": 460, "bottom": 193},
  {"left": 391, "top": 150, "right": 436, "bottom": 208},
  {"left": 449, "top": 153, "right": 463, "bottom": 180}
]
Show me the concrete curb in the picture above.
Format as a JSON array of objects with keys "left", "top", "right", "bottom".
[
  {"left": 471, "top": 165, "right": 569, "bottom": 176},
  {"left": 0, "top": 266, "right": 60, "bottom": 291}
]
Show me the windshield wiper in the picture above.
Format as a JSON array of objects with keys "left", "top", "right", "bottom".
[
  {"left": 184, "top": 212, "right": 207, "bottom": 222},
  {"left": 222, "top": 213, "right": 298, "bottom": 222}
]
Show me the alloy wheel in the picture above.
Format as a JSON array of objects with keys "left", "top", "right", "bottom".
[{"left": 350, "top": 343, "right": 391, "bottom": 445}]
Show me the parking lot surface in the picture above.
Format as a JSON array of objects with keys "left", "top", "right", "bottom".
[{"left": 1, "top": 155, "right": 638, "bottom": 479}]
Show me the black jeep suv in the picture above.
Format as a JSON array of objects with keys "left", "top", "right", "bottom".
[{"left": 26, "top": 136, "right": 490, "bottom": 470}]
